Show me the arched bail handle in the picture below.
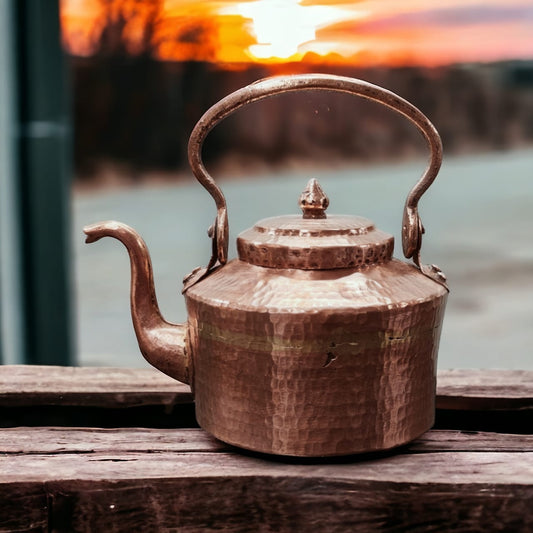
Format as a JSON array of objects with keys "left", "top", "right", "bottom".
[{"left": 187, "top": 73, "right": 443, "bottom": 271}]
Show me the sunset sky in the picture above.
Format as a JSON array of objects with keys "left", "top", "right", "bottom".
[{"left": 60, "top": 0, "right": 533, "bottom": 66}]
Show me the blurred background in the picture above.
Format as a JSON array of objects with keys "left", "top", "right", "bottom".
[{"left": 1, "top": 0, "right": 532, "bottom": 368}]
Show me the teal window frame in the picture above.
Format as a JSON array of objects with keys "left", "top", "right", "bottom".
[{"left": 0, "top": 0, "right": 73, "bottom": 365}]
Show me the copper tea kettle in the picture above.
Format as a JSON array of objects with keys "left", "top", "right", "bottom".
[{"left": 84, "top": 74, "right": 448, "bottom": 457}]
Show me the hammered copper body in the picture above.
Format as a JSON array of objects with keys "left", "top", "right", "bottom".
[{"left": 84, "top": 74, "right": 448, "bottom": 457}]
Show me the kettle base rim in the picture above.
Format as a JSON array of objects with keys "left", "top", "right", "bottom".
[{"left": 196, "top": 411, "right": 435, "bottom": 458}]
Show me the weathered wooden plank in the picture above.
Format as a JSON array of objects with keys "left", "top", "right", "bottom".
[
  {"left": 1, "top": 366, "right": 531, "bottom": 409},
  {"left": 0, "top": 365, "right": 191, "bottom": 407},
  {"left": 1, "top": 366, "right": 531, "bottom": 432},
  {"left": 0, "top": 427, "right": 227, "bottom": 454},
  {"left": 407, "top": 429, "right": 533, "bottom": 452},
  {"left": 0, "top": 447, "right": 532, "bottom": 531},
  {"left": 2, "top": 476, "right": 531, "bottom": 533},
  {"left": 1, "top": 367, "right": 531, "bottom": 531},
  {"left": 0, "top": 483, "right": 47, "bottom": 533},
  {"left": 1, "top": 445, "right": 532, "bottom": 485},
  {"left": 2, "top": 477, "right": 531, "bottom": 533},
  {"left": 437, "top": 369, "right": 533, "bottom": 410},
  {"left": 0, "top": 428, "right": 531, "bottom": 455},
  {"left": 438, "top": 369, "right": 533, "bottom": 397}
]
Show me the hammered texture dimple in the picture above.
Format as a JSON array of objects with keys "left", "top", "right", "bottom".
[{"left": 186, "top": 259, "right": 447, "bottom": 456}]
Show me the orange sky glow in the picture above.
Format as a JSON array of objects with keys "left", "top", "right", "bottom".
[{"left": 60, "top": 0, "right": 533, "bottom": 67}]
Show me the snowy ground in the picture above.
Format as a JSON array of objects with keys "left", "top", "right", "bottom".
[{"left": 73, "top": 149, "right": 533, "bottom": 369}]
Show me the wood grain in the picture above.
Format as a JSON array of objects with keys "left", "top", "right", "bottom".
[
  {"left": 0, "top": 429, "right": 532, "bottom": 532},
  {"left": 2, "top": 477, "right": 531, "bottom": 533},
  {"left": 1, "top": 448, "right": 532, "bottom": 486},
  {"left": 1, "top": 366, "right": 531, "bottom": 432},
  {"left": 0, "top": 428, "right": 531, "bottom": 455},
  {"left": 0, "top": 365, "right": 191, "bottom": 407},
  {"left": 437, "top": 369, "right": 533, "bottom": 409},
  {"left": 1, "top": 366, "right": 531, "bottom": 410},
  {"left": 1, "top": 427, "right": 532, "bottom": 474},
  {"left": 0, "top": 427, "right": 227, "bottom": 454},
  {"left": 1, "top": 367, "right": 532, "bottom": 531}
]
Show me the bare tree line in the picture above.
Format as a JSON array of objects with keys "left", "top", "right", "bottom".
[{"left": 68, "top": 1, "right": 533, "bottom": 180}]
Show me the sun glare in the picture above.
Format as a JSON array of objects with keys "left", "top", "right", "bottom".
[
  {"left": 60, "top": 0, "right": 533, "bottom": 67},
  {"left": 221, "top": 0, "right": 362, "bottom": 61}
]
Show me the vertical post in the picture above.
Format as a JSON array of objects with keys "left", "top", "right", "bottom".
[
  {"left": 0, "top": 0, "right": 73, "bottom": 365},
  {"left": 0, "top": 0, "right": 25, "bottom": 364}
]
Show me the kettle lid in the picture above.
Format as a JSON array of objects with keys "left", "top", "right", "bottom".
[{"left": 237, "top": 179, "right": 394, "bottom": 270}]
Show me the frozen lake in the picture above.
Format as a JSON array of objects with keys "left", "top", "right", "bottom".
[{"left": 74, "top": 149, "right": 533, "bottom": 369}]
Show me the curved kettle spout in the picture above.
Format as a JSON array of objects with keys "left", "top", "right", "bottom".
[{"left": 84, "top": 221, "right": 190, "bottom": 384}]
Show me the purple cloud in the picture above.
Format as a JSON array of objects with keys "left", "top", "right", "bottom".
[{"left": 322, "top": 3, "right": 533, "bottom": 35}]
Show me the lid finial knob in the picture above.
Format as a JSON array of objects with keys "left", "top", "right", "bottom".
[{"left": 299, "top": 179, "right": 329, "bottom": 219}]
